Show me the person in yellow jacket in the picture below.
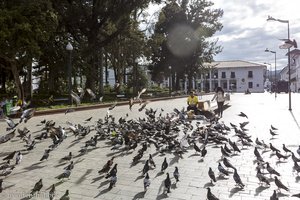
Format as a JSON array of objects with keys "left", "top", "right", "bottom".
[{"left": 187, "top": 91, "right": 199, "bottom": 114}]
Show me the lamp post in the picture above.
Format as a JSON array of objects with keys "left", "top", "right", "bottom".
[
  {"left": 134, "top": 58, "right": 139, "bottom": 96},
  {"left": 168, "top": 66, "right": 172, "bottom": 96},
  {"left": 265, "top": 48, "right": 277, "bottom": 98},
  {"left": 66, "top": 42, "right": 73, "bottom": 105},
  {"left": 267, "top": 15, "right": 291, "bottom": 110},
  {"left": 213, "top": 75, "right": 217, "bottom": 90}
]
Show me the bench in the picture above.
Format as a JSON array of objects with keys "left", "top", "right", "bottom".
[
  {"left": 53, "top": 98, "right": 69, "bottom": 104},
  {"left": 197, "top": 93, "right": 230, "bottom": 112},
  {"left": 116, "top": 94, "right": 127, "bottom": 101}
]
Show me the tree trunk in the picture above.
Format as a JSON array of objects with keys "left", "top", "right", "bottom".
[
  {"left": 11, "top": 63, "right": 24, "bottom": 101},
  {"left": 0, "top": 70, "right": 6, "bottom": 94}
]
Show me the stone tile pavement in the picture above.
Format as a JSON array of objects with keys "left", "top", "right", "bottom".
[{"left": 0, "top": 92, "right": 299, "bottom": 199}]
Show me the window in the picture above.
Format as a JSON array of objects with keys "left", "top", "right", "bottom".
[
  {"left": 248, "top": 82, "right": 253, "bottom": 88},
  {"left": 248, "top": 71, "right": 253, "bottom": 78},
  {"left": 256, "top": 84, "right": 259, "bottom": 87},
  {"left": 221, "top": 72, "right": 226, "bottom": 78},
  {"left": 230, "top": 72, "right": 235, "bottom": 78}
]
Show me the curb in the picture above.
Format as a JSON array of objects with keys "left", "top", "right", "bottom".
[{"left": 34, "top": 95, "right": 189, "bottom": 116}]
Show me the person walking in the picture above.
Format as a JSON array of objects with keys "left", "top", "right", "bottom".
[
  {"left": 187, "top": 91, "right": 199, "bottom": 114},
  {"left": 211, "top": 87, "right": 225, "bottom": 118}
]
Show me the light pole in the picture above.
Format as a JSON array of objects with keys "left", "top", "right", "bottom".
[
  {"left": 184, "top": 74, "right": 188, "bottom": 94},
  {"left": 168, "top": 66, "right": 172, "bottom": 96},
  {"left": 265, "top": 48, "right": 277, "bottom": 98},
  {"left": 66, "top": 42, "right": 73, "bottom": 105},
  {"left": 213, "top": 75, "right": 217, "bottom": 90},
  {"left": 134, "top": 58, "right": 139, "bottom": 96},
  {"left": 267, "top": 15, "right": 291, "bottom": 110}
]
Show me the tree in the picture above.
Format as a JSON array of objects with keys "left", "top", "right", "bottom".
[
  {"left": 0, "top": 0, "right": 58, "bottom": 100},
  {"left": 149, "top": 0, "right": 223, "bottom": 91}
]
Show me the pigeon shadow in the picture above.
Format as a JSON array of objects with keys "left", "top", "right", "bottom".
[
  {"left": 75, "top": 168, "right": 93, "bottom": 184},
  {"left": 229, "top": 187, "right": 244, "bottom": 198},
  {"left": 277, "top": 192, "right": 290, "bottom": 197},
  {"left": 169, "top": 155, "right": 180, "bottom": 166},
  {"left": 134, "top": 175, "right": 145, "bottom": 182},
  {"left": 217, "top": 175, "right": 229, "bottom": 180},
  {"left": 155, "top": 171, "right": 164, "bottom": 179},
  {"left": 171, "top": 183, "right": 177, "bottom": 189},
  {"left": 198, "top": 158, "right": 204, "bottom": 163},
  {"left": 295, "top": 175, "right": 300, "bottom": 183},
  {"left": 276, "top": 160, "right": 288, "bottom": 165},
  {"left": 91, "top": 175, "right": 105, "bottom": 183},
  {"left": 54, "top": 162, "right": 67, "bottom": 168},
  {"left": 188, "top": 153, "right": 199, "bottom": 158},
  {"left": 203, "top": 182, "right": 215, "bottom": 188},
  {"left": 20, "top": 196, "right": 32, "bottom": 200},
  {"left": 156, "top": 192, "right": 169, "bottom": 200},
  {"left": 98, "top": 180, "right": 110, "bottom": 188},
  {"left": 67, "top": 139, "right": 82, "bottom": 149},
  {"left": 269, "top": 137, "right": 277, "bottom": 140},
  {"left": 132, "top": 191, "right": 146, "bottom": 200},
  {"left": 94, "top": 187, "right": 111, "bottom": 198},
  {"left": 254, "top": 185, "right": 269, "bottom": 196}
]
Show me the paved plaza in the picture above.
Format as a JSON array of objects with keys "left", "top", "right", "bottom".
[{"left": 0, "top": 92, "right": 300, "bottom": 200}]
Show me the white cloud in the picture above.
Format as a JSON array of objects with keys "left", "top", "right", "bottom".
[{"left": 212, "top": 0, "right": 300, "bottom": 69}]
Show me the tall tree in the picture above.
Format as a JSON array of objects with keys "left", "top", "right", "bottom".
[
  {"left": 149, "top": 0, "right": 223, "bottom": 90},
  {"left": 0, "top": 0, "right": 58, "bottom": 100}
]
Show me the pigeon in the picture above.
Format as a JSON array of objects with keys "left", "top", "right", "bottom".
[
  {"left": 86, "top": 88, "right": 96, "bottom": 100},
  {"left": 266, "top": 162, "right": 280, "bottom": 176},
  {"left": 237, "top": 112, "right": 248, "bottom": 118},
  {"left": 274, "top": 176, "right": 289, "bottom": 191},
  {"left": 142, "top": 160, "right": 150, "bottom": 176},
  {"left": 5, "top": 118, "right": 19, "bottom": 131},
  {"left": 20, "top": 108, "right": 35, "bottom": 123},
  {"left": 30, "top": 179, "right": 43, "bottom": 196},
  {"left": 0, "top": 179, "right": 2, "bottom": 193},
  {"left": 108, "top": 172, "right": 117, "bottom": 189},
  {"left": 61, "top": 152, "right": 72, "bottom": 161},
  {"left": 254, "top": 147, "right": 264, "bottom": 162},
  {"left": 221, "top": 146, "right": 230, "bottom": 158},
  {"left": 71, "top": 91, "right": 81, "bottom": 106},
  {"left": 270, "top": 190, "right": 278, "bottom": 200},
  {"left": 269, "top": 129, "right": 278, "bottom": 138},
  {"left": 65, "top": 108, "right": 75, "bottom": 115},
  {"left": 231, "top": 142, "right": 241, "bottom": 154},
  {"left": 64, "top": 161, "right": 74, "bottom": 171},
  {"left": 15, "top": 151, "right": 22, "bottom": 165},
  {"left": 0, "top": 160, "right": 10, "bottom": 170},
  {"left": 223, "top": 158, "right": 236, "bottom": 170},
  {"left": 3, "top": 151, "right": 16, "bottom": 160},
  {"left": 56, "top": 169, "right": 72, "bottom": 180},
  {"left": 206, "top": 187, "right": 219, "bottom": 200},
  {"left": 282, "top": 144, "right": 291, "bottom": 154},
  {"left": 256, "top": 168, "right": 270, "bottom": 186},
  {"left": 137, "top": 88, "right": 147, "bottom": 99},
  {"left": 85, "top": 117, "right": 92, "bottom": 122},
  {"left": 193, "top": 142, "right": 201, "bottom": 154},
  {"left": 164, "top": 173, "right": 171, "bottom": 193},
  {"left": 224, "top": 144, "right": 232, "bottom": 154},
  {"left": 99, "top": 157, "right": 114, "bottom": 174},
  {"left": 129, "top": 98, "right": 134, "bottom": 110},
  {"left": 143, "top": 173, "right": 150, "bottom": 191},
  {"left": 40, "top": 149, "right": 50, "bottom": 161},
  {"left": 208, "top": 167, "right": 217, "bottom": 183},
  {"left": 292, "top": 193, "right": 300, "bottom": 198},
  {"left": 1, "top": 166, "right": 14, "bottom": 176},
  {"left": 218, "top": 163, "right": 229, "bottom": 176},
  {"left": 105, "top": 164, "right": 117, "bottom": 179},
  {"left": 233, "top": 168, "right": 245, "bottom": 188},
  {"left": 161, "top": 157, "right": 168, "bottom": 172},
  {"left": 173, "top": 166, "right": 179, "bottom": 182},
  {"left": 59, "top": 189, "right": 70, "bottom": 200},
  {"left": 271, "top": 125, "right": 278, "bottom": 130},
  {"left": 297, "top": 145, "right": 300, "bottom": 156},
  {"left": 0, "top": 130, "right": 16, "bottom": 144},
  {"left": 293, "top": 161, "right": 300, "bottom": 174},
  {"left": 148, "top": 154, "right": 156, "bottom": 168},
  {"left": 269, "top": 143, "right": 280, "bottom": 152},
  {"left": 292, "top": 152, "right": 300, "bottom": 163},
  {"left": 275, "top": 150, "right": 290, "bottom": 160},
  {"left": 49, "top": 184, "right": 55, "bottom": 200}
]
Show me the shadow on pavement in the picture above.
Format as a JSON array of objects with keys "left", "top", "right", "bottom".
[
  {"left": 132, "top": 191, "right": 146, "bottom": 200},
  {"left": 75, "top": 168, "right": 93, "bottom": 184},
  {"left": 229, "top": 187, "right": 243, "bottom": 198},
  {"left": 254, "top": 185, "right": 269, "bottom": 196},
  {"left": 290, "top": 110, "right": 300, "bottom": 130}
]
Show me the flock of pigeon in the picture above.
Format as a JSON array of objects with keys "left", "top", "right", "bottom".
[{"left": 1, "top": 93, "right": 300, "bottom": 200}]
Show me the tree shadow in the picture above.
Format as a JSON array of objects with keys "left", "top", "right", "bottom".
[
  {"left": 277, "top": 192, "right": 290, "bottom": 198},
  {"left": 254, "top": 185, "right": 269, "bottom": 196},
  {"left": 155, "top": 171, "right": 164, "bottom": 179},
  {"left": 169, "top": 155, "right": 180, "bottom": 166},
  {"left": 132, "top": 191, "right": 146, "bottom": 200},
  {"left": 229, "top": 187, "right": 243, "bottom": 198}
]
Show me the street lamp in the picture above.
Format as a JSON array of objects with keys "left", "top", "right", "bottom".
[
  {"left": 66, "top": 42, "right": 73, "bottom": 105},
  {"left": 168, "top": 66, "right": 172, "bottom": 96},
  {"left": 213, "top": 75, "right": 217, "bottom": 90},
  {"left": 265, "top": 48, "right": 277, "bottom": 98},
  {"left": 267, "top": 15, "right": 291, "bottom": 110},
  {"left": 134, "top": 58, "right": 139, "bottom": 96},
  {"left": 184, "top": 74, "right": 188, "bottom": 94}
]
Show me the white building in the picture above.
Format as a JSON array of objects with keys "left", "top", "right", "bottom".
[
  {"left": 280, "top": 49, "right": 300, "bottom": 92},
  {"left": 203, "top": 60, "right": 267, "bottom": 93}
]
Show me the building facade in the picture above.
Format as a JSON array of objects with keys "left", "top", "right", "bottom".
[{"left": 202, "top": 60, "right": 267, "bottom": 93}]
